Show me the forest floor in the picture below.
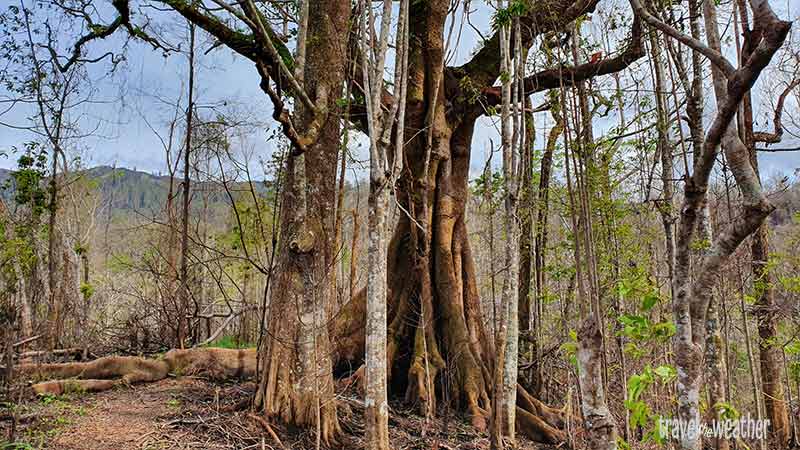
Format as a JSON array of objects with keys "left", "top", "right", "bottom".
[{"left": 2, "top": 376, "right": 554, "bottom": 450}]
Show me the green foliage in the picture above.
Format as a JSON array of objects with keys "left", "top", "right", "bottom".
[
  {"left": 108, "top": 253, "right": 133, "bottom": 273},
  {"left": 778, "top": 274, "right": 800, "bottom": 293},
  {"left": 7, "top": 143, "right": 48, "bottom": 217},
  {"left": 457, "top": 75, "right": 482, "bottom": 105},
  {"left": 618, "top": 314, "right": 675, "bottom": 347},
  {"left": 0, "top": 143, "right": 51, "bottom": 299},
  {"left": 689, "top": 238, "right": 710, "bottom": 251},
  {"left": 789, "top": 361, "right": 800, "bottom": 384},
  {"left": 471, "top": 169, "right": 503, "bottom": 204},
  {"left": 624, "top": 365, "right": 675, "bottom": 444},
  {"left": 499, "top": 70, "right": 511, "bottom": 84},
  {"left": 712, "top": 401, "right": 740, "bottom": 421},
  {"left": 616, "top": 271, "right": 662, "bottom": 312},
  {"left": 492, "top": 0, "right": 529, "bottom": 29},
  {"left": 80, "top": 282, "right": 94, "bottom": 300},
  {"left": 203, "top": 335, "right": 251, "bottom": 349},
  {"left": 559, "top": 329, "right": 579, "bottom": 368},
  {"left": 335, "top": 97, "right": 349, "bottom": 108},
  {"left": 615, "top": 267, "right": 674, "bottom": 358}
]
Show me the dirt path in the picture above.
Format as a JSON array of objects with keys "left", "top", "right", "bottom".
[
  {"left": 5, "top": 378, "right": 260, "bottom": 450},
  {"left": 4, "top": 378, "right": 550, "bottom": 449},
  {"left": 51, "top": 378, "right": 209, "bottom": 450}
]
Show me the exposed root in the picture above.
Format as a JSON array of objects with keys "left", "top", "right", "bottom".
[
  {"left": 18, "top": 322, "right": 573, "bottom": 447},
  {"left": 515, "top": 406, "right": 567, "bottom": 444},
  {"left": 516, "top": 383, "right": 569, "bottom": 429},
  {"left": 331, "top": 221, "right": 572, "bottom": 445},
  {"left": 17, "top": 348, "right": 255, "bottom": 396}
]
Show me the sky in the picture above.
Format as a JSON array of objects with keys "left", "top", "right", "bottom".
[{"left": 0, "top": 0, "right": 798, "bottom": 184}]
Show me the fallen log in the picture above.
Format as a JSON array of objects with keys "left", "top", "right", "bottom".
[{"left": 16, "top": 348, "right": 256, "bottom": 396}]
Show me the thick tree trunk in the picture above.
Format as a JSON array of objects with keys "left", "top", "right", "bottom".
[
  {"left": 253, "top": 0, "right": 350, "bottom": 444},
  {"left": 254, "top": 152, "right": 342, "bottom": 445},
  {"left": 328, "top": 0, "right": 649, "bottom": 444},
  {"left": 387, "top": 119, "right": 492, "bottom": 426}
]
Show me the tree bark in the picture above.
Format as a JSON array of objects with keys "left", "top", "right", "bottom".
[
  {"left": 530, "top": 104, "right": 561, "bottom": 398},
  {"left": 46, "top": 149, "right": 60, "bottom": 348},
  {"left": 252, "top": 0, "right": 351, "bottom": 444},
  {"left": 577, "top": 317, "right": 618, "bottom": 450}
]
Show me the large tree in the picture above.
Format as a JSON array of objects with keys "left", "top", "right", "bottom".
[
  {"left": 332, "top": 0, "right": 644, "bottom": 444},
  {"left": 40, "top": 0, "right": 790, "bottom": 447}
]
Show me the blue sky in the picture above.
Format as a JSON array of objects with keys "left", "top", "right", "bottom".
[{"left": 0, "top": 0, "right": 797, "bottom": 183}]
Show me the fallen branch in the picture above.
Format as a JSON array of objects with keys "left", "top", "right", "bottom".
[
  {"left": 17, "top": 348, "right": 84, "bottom": 360},
  {"left": 13, "top": 334, "right": 42, "bottom": 348},
  {"left": 196, "top": 307, "right": 257, "bottom": 348}
]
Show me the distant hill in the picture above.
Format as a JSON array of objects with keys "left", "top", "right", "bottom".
[{"left": 0, "top": 165, "right": 272, "bottom": 215}]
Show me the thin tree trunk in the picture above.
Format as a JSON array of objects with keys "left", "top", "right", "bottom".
[
  {"left": 705, "top": 299, "right": 730, "bottom": 450},
  {"left": 349, "top": 209, "right": 359, "bottom": 300},
  {"left": 47, "top": 147, "right": 60, "bottom": 349},
  {"left": 518, "top": 98, "right": 534, "bottom": 392},
  {"left": 178, "top": 17, "right": 196, "bottom": 348},
  {"left": 735, "top": 0, "right": 792, "bottom": 440},
  {"left": 361, "top": 0, "right": 409, "bottom": 447},
  {"left": 648, "top": 29, "right": 675, "bottom": 299},
  {"left": 531, "top": 101, "right": 561, "bottom": 398},
  {"left": 365, "top": 181, "right": 390, "bottom": 450}
]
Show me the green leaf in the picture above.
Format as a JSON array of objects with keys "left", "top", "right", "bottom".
[
  {"left": 651, "top": 321, "right": 676, "bottom": 340},
  {"left": 641, "top": 291, "right": 659, "bottom": 311},
  {"left": 653, "top": 365, "right": 676, "bottom": 383},
  {"left": 713, "top": 402, "right": 740, "bottom": 420}
]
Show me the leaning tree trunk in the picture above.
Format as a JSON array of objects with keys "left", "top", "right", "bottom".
[{"left": 253, "top": 0, "right": 350, "bottom": 444}]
